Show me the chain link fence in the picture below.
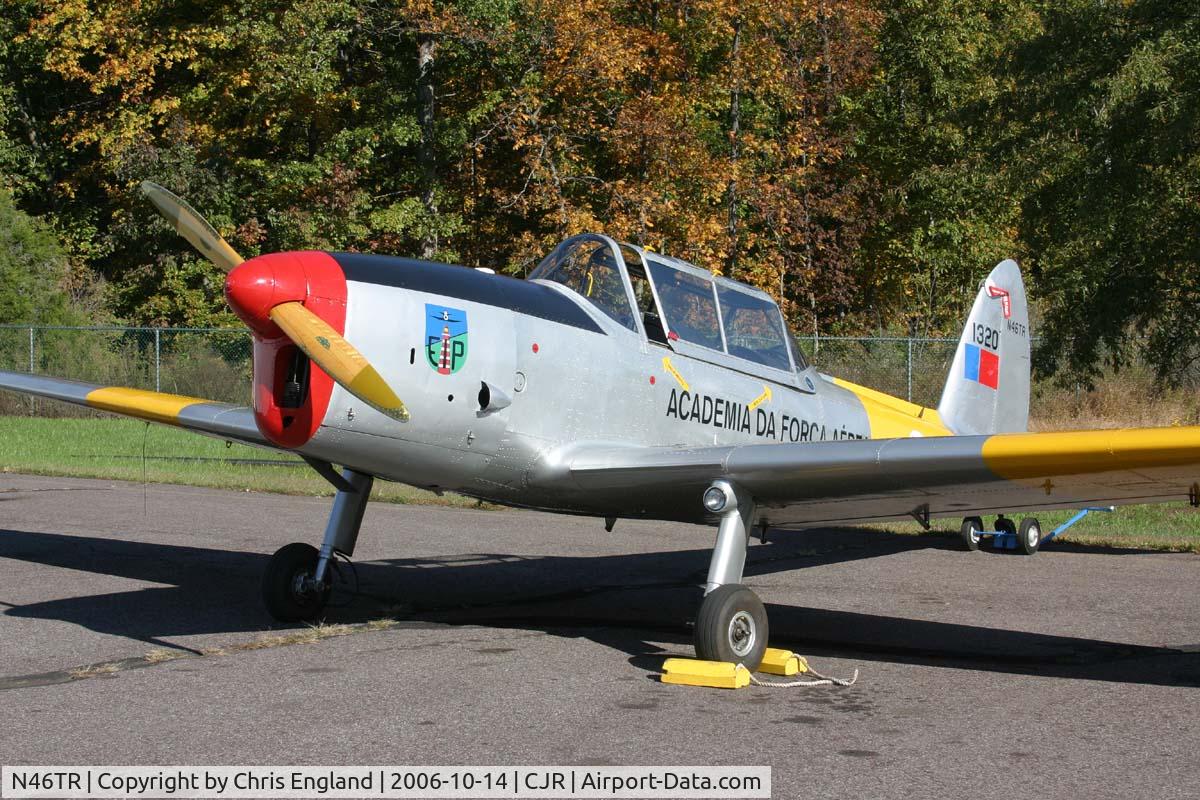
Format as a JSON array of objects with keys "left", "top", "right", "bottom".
[
  {"left": 0, "top": 325, "right": 253, "bottom": 416},
  {"left": 0, "top": 324, "right": 960, "bottom": 416},
  {"left": 803, "top": 336, "right": 958, "bottom": 408}
]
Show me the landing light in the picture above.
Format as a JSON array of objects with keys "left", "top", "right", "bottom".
[{"left": 703, "top": 485, "right": 729, "bottom": 513}]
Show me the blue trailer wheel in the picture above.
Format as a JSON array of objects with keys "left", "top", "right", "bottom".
[
  {"left": 960, "top": 516, "right": 984, "bottom": 551},
  {"left": 1018, "top": 517, "right": 1041, "bottom": 555}
]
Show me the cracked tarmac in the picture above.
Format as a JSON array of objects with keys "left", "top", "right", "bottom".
[{"left": 1, "top": 474, "right": 1198, "bottom": 798}]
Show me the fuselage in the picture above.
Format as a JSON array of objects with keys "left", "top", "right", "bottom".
[{"left": 226, "top": 246, "right": 950, "bottom": 523}]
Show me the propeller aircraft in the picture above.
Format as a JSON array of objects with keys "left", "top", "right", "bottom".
[{"left": 3, "top": 181, "right": 1200, "bottom": 670}]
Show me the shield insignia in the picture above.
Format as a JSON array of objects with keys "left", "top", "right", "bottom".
[{"left": 425, "top": 304, "right": 468, "bottom": 375}]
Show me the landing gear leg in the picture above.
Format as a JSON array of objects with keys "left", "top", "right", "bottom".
[
  {"left": 262, "top": 468, "right": 374, "bottom": 622},
  {"left": 694, "top": 481, "right": 768, "bottom": 669}
]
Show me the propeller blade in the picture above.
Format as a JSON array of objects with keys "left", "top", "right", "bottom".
[
  {"left": 269, "top": 301, "right": 410, "bottom": 422},
  {"left": 141, "top": 182, "right": 408, "bottom": 422},
  {"left": 140, "top": 180, "right": 244, "bottom": 273}
]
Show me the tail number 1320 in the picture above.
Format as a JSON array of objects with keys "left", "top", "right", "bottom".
[{"left": 973, "top": 323, "right": 1000, "bottom": 350}]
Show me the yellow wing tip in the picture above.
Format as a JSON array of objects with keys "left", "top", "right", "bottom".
[
  {"left": 85, "top": 386, "right": 205, "bottom": 425},
  {"left": 983, "top": 426, "right": 1200, "bottom": 479}
]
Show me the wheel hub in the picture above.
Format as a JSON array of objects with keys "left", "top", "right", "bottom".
[
  {"left": 291, "top": 571, "right": 318, "bottom": 599},
  {"left": 1026, "top": 526, "right": 1039, "bottom": 547},
  {"left": 727, "top": 611, "right": 756, "bottom": 658}
]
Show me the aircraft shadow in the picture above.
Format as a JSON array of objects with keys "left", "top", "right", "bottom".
[{"left": 0, "top": 526, "right": 1195, "bottom": 687}]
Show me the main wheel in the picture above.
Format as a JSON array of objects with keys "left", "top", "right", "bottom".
[
  {"left": 694, "top": 584, "right": 769, "bottom": 669},
  {"left": 262, "top": 542, "right": 330, "bottom": 622},
  {"left": 1017, "top": 517, "right": 1041, "bottom": 555},
  {"left": 960, "top": 516, "right": 984, "bottom": 551}
]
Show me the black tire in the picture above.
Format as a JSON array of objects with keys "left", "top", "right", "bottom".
[
  {"left": 262, "top": 542, "right": 330, "bottom": 622},
  {"left": 960, "top": 516, "right": 984, "bottom": 552},
  {"left": 694, "top": 584, "right": 769, "bottom": 670},
  {"left": 1017, "top": 517, "right": 1041, "bottom": 555},
  {"left": 994, "top": 517, "right": 1017, "bottom": 536}
]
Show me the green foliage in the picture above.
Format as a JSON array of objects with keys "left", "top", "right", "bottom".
[
  {"left": 857, "top": 0, "right": 1200, "bottom": 382},
  {"left": 0, "top": 187, "right": 85, "bottom": 324},
  {"left": 856, "top": 0, "right": 1038, "bottom": 335},
  {"left": 1010, "top": 0, "right": 1200, "bottom": 384},
  {"left": 0, "top": 0, "right": 1196, "bottom": 385}
]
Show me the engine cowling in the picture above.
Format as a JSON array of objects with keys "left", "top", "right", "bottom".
[{"left": 224, "top": 251, "right": 347, "bottom": 447}]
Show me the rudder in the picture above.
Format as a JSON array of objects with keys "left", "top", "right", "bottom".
[{"left": 937, "top": 259, "right": 1031, "bottom": 435}]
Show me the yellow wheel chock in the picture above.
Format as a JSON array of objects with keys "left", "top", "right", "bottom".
[
  {"left": 660, "top": 648, "right": 809, "bottom": 689},
  {"left": 661, "top": 658, "right": 750, "bottom": 689},
  {"left": 758, "top": 647, "right": 809, "bottom": 676}
]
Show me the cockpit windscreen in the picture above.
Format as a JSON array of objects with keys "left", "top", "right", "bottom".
[
  {"left": 716, "top": 285, "right": 791, "bottom": 371},
  {"left": 531, "top": 238, "right": 637, "bottom": 331},
  {"left": 645, "top": 260, "right": 723, "bottom": 351}
]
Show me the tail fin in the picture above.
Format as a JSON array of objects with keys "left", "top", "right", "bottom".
[{"left": 937, "top": 259, "right": 1031, "bottom": 435}]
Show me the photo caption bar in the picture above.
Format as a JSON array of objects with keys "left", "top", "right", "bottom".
[{"left": 1, "top": 766, "right": 770, "bottom": 799}]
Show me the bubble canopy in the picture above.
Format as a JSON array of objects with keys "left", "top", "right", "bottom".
[{"left": 531, "top": 234, "right": 809, "bottom": 380}]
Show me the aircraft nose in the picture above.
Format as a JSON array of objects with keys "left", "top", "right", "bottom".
[
  {"left": 224, "top": 252, "right": 313, "bottom": 337},
  {"left": 222, "top": 250, "right": 351, "bottom": 447}
]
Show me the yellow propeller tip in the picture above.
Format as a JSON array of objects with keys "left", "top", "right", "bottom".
[
  {"left": 374, "top": 400, "right": 412, "bottom": 424},
  {"left": 268, "top": 301, "right": 408, "bottom": 424},
  {"left": 367, "top": 398, "right": 411, "bottom": 423}
]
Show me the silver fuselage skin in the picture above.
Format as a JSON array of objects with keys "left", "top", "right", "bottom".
[{"left": 298, "top": 267, "right": 873, "bottom": 523}]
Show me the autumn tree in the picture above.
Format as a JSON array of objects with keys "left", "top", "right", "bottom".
[{"left": 5, "top": 0, "right": 1198, "bottom": 387}]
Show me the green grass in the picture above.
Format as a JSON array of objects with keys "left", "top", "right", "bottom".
[
  {"left": 876, "top": 504, "right": 1200, "bottom": 553},
  {"left": 2, "top": 416, "right": 1198, "bottom": 551},
  {"left": 0, "top": 415, "right": 486, "bottom": 507}
]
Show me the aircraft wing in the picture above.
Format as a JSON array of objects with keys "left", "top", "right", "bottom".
[
  {"left": 559, "top": 428, "right": 1200, "bottom": 527},
  {"left": 0, "top": 371, "right": 268, "bottom": 448}
]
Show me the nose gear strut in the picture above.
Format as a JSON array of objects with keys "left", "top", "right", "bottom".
[{"left": 262, "top": 467, "right": 373, "bottom": 622}]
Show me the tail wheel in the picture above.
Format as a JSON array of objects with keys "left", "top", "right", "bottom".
[
  {"left": 262, "top": 542, "right": 331, "bottom": 622},
  {"left": 694, "top": 584, "right": 769, "bottom": 670},
  {"left": 1018, "top": 517, "right": 1041, "bottom": 555},
  {"left": 960, "top": 516, "right": 984, "bottom": 551}
]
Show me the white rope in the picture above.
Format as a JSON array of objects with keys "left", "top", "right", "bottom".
[{"left": 747, "top": 666, "right": 859, "bottom": 688}]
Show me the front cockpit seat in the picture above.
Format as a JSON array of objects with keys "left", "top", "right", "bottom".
[{"left": 643, "top": 311, "right": 668, "bottom": 345}]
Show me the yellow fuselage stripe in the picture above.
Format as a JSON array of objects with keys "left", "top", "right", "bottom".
[
  {"left": 85, "top": 387, "right": 205, "bottom": 425},
  {"left": 982, "top": 427, "right": 1200, "bottom": 479},
  {"left": 830, "top": 377, "right": 951, "bottom": 439}
]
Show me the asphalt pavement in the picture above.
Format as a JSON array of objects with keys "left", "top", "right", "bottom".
[{"left": 1, "top": 474, "right": 1198, "bottom": 799}]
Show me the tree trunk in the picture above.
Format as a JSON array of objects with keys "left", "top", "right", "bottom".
[
  {"left": 634, "top": 1, "right": 660, "bottom": 247},
  {"left": 818, "top": 0, "right": 834, "bottom": 115},
  {"left": 725, "top": 19, "right": 743, "bottom": 277},
  {"left": 417, "top": 33, "right": 438, "bottom": 259}
]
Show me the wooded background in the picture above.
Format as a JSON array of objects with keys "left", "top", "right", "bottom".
[{"left": 0, "top": 0, "right": 1196, "bottom": 385}]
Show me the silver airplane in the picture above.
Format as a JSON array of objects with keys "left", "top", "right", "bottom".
[{"left": 3, "top": 182, "right": 1198, "bottom": 670}]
